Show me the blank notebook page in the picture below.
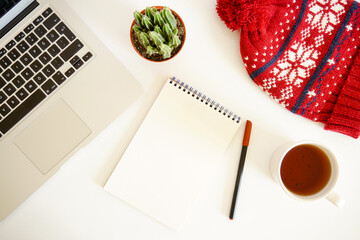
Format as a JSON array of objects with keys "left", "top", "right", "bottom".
[{"left": 104, "top": 78, "right": 240, "bottom": 230}]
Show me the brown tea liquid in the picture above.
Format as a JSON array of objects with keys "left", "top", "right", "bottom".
[{"left": 280, "top": 144, "right": 332, "bottom": 196}]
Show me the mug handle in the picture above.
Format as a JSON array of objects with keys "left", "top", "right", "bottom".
[{"left": 326, "top": 191, "right": 345, "bottom": 208}]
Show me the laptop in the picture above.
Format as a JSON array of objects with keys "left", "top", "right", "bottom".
[{"left": 0, "top": 0, "right": 142, "bottom": 220}]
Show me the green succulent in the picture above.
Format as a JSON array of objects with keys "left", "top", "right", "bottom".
[{"left": 133, "top": 7, "right": 182, "bottom": 59}]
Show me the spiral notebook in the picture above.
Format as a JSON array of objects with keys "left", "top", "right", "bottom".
[{"left": 104, "top": 77, "right": 241, "bottom": 229}]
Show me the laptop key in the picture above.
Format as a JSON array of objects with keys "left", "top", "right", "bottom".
[
  {"left": 43, "top": 13, "right": 60, "bottom": 30},
  {"left": 48, "top": 44, "right": 60, "bottom": 57},
  {"left": 38, "top": 37, "right": 50, "bottom": 50},
  {"left": 21, "top": 68, "right": 34, "bottom": 80},
  {"left": 8, "top": 48, "right": 21, "bottom": 61},
  {"left": 16, "top": 40, "right": 29, "bottom": 53},
  {"left": 0, "top": 56, "right": 11, "bottom": 69},
  {"left": 56, "top": 36, "right": 69, "bottom": 49},
  {"left": 42, "top": 7, "right": 53, "bottom": 18},
  {"left": 33, "top": 16, "right": 44, "bottom": 26},
  {"left": 73, "top": 59, "right": 84, "bottom": 69},
  {"left": 15, "top": 88, "right": 28, "bottom": 101},
  {"left": 0, "top": 103, "right": 10, "bottom": 117},
  {"left": 52, "top": 71, "right": 66, "bottom": 85},
  {"left": 5, "top": 40, "right": 16, "bottom": 50},
  {"left": 42, "top": 64, "right": 55, "bottom": 77},
  {"left": 4, "top": 83, "right": 16, "bottom": 96},
  {"left": 19, "top": 53, "right": 33, "bottom": 66},
  {"left": 24, "top": 80, "right": 36, "bottom": 93},
  {"left": 2, "top": 69, "right": 15, "bottom": 82},
  {"left": 82, "top": 52, "right": 93, "bottom": 62},
  {"left": 60, "top": 39, "right": 83, "bottom": 61},
  {"left": 25, "top": 33, "right": 39, "bottom": 46},
  {"left": 41, "top": 79, "right": 57, "bottom": 94},
  {"left": 30, "top": 60, "right": 42, "bottom": 73},
  {"left": 0, "top": 91, "right": 7, "bottom": 104},
  {"left": 33, "top": 72, "right": 46, "bottom": 85},
  {"left": 29, "top": 45, "right": 41, "bottom": 58},
  {"left": 7, "top": 96, "right": 20, "bottom": 108},
  {"left": 39, "top": 52, "right": 51, "bottom": 65},
  {"left": 47, "top": 30, "right": 59, "bottom": 42},
  {"left": 0, "top": 48, "right": 6, "bottom": 58},
  {"left": 24, "top": 24, "right": 34, "bottom": 34},
  {"left": 11, "top": 61, "right": 24, "bottom": 74},
  {"left": 15, "top": 32, "right": 25, "bottom": 42},
  {"left": 0, "top": 89, "right": 46, "bottom": 134},
  {"left": 0, "top": 77, "right": 5, "bottom": 88},
  {"left": 55, "top": 22, "right": 75, "bottom": 41},
  {"left": 34, "top": 25, "right": 47, "bottom": 38},
  {"left": 12, "top": 75, "right": 25, "bottom": 88},
  {"left": 51, "top": 57, "right": 63, "bottom": 69},
  {"left": 70, "top": 55, "right": 80, "bottom": 65},
  {"left": 64, "top": 67, "right": 75, "bottom": 77}
]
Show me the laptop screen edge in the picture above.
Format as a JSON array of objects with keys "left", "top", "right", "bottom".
[{"left": 0, "top": 0, "right": 38, "bottom": 39}]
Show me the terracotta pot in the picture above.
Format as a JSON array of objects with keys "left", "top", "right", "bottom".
[{"left": 130, "top": 6, "right": 186, "bottom": 62}]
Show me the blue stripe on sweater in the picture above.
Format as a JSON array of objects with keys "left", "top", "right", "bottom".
[
  {"left": 249, "top": 0, "right": 309, "bottom": 79},
  {"left": 291, "top": 1, "right": 359, "bottom": 113}
]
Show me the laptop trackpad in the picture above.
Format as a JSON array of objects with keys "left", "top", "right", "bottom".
[{"left": 14, "top": 99, "right": 92, "bottom": 175}]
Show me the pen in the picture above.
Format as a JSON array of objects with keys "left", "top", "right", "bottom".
[{"left": 229, "top": 120, "right": 252, "bottom": 220}]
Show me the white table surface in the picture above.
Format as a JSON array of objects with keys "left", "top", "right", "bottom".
[{"left": 1, "top": 0, "right": 360, "bottom": 239}]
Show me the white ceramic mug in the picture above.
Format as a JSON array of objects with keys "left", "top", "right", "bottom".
[{"left": 270, "top": 141, "right": 344, "bottom": 207}]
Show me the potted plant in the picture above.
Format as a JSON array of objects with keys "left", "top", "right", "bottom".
[{"left": 130, "top": 6, "right": 186, "bottom": 62}]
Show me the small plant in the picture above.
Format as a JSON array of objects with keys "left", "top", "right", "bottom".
[{"left": 132, "top": 7, "right": 182, "bottom": 59}]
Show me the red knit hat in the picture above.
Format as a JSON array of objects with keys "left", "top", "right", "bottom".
[{"left": 217, "top": 0, "right": 360, "bottom": 138}]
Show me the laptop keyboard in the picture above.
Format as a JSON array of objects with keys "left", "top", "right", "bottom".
[{"left": 0, "top": 7, "right": 93, "bottom": 138}]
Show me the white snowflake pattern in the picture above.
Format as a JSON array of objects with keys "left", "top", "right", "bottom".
[
  {"left": 262, "top": 78, "right": 277, "bottom": 90},
  {"left": 327, "top": 58, "right": 335, "bottom": 65},
  {"left": 307, "top": 90, "right": 316, "bottom": 98},
  {"left": 272, "top": 42, "right": 319, "bottom": 87},
  {"left": 314, "top": 34, "right": 325, "bottom": 47},
  {"left": 260, "top": 41, "right": 320, "bottom": 108},
  {"left": 306, "top": 0, "right": 347, "bottom": 34},
  {"left": 346, "top": 23, "right": 353, "bottom": 31},
  {"left": 280, "top": 86, "right": 294, "bottom": 101},
  {"left": 300, "top": 27, "right": 310, "bottom": 41}
]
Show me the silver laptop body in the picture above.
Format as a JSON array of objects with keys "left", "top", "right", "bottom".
[{"left": 0, "top": 0, "right": 142, "bottom": 220}]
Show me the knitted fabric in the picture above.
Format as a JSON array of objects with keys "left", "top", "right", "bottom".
[{"left": 217, "top": 0, "right": 360, "bottom": 138}]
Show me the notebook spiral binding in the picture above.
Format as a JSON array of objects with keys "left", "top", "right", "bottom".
[{"left": 170, "top": 77, "right": 241, "bottom": 123}]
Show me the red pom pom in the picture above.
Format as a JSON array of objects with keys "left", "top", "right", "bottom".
[{"left": 216, "top": 0, "right": 273, "bottom": 31}]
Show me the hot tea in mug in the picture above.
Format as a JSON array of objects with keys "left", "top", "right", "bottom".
[
  {"left": 280, "top": 144, "right": 332, "bottom": 196},
  {"left": 270, "top": 141, "right": 344, "bottom": 207}
]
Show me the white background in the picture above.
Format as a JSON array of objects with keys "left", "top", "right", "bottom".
[{"left": 1, "top": 0, "right": 360, "bottom": 239}]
